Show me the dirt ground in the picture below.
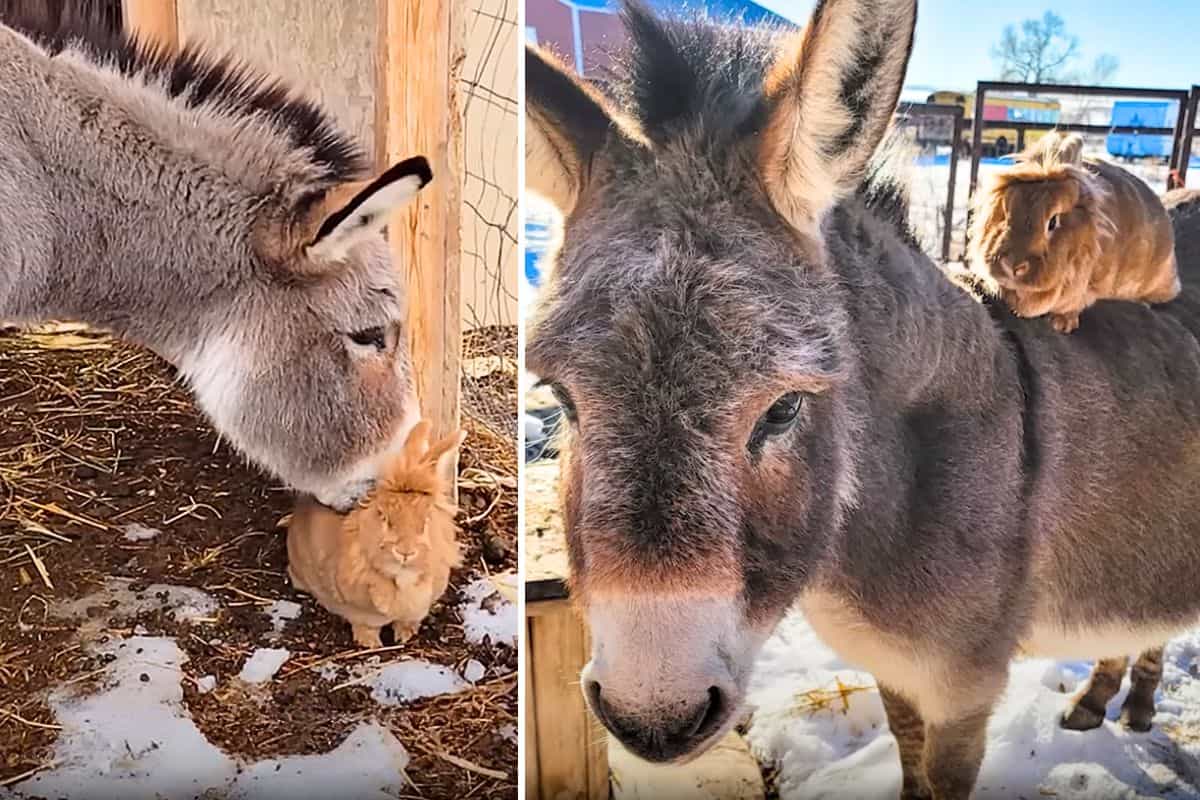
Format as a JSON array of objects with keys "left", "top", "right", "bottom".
[{"left": 0, "top": 324, "right": 517, "bottom": 798}]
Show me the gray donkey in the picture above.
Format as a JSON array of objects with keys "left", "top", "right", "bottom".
[
  {"left": 526, "top": 0, "right": 1200, "bottom": 797},
  {"left": 0, "top": 2, "right": 432, "bottom": 510}
]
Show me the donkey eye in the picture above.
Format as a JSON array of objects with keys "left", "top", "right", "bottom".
[
  {"left": 543, "top": 381, "right": 577, "bottom": 424},
  {"left": 1047, "top": 214, "right": 1060, "bottom": 233},
  {"left": 762, "top": 392, "right": 803, "bottom": 428},
  {"left": 348, "top": 326, "right": 387, "bottom": 350},
  {"left": 747, "top": 392, "right": 804, "bottom": 453}
]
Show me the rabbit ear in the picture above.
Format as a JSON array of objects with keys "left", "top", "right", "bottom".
[
  {"left": 400, "top": 420, "right": 434, "bottom": 466},
  {"left": 1054, "top": 134, "right": 1085, "bottom": 165},
  {"left": 426, "top": 429, "right": 467, "bottom": 489},
  {"left": 1023, "top": 131, "right": 1084, "bottom": 168}
]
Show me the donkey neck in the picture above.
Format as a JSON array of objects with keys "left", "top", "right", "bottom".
[
  {"left": 827, "top": 200, "right": 1014, "bottom": 410},
  {"left": 0, "top": 30, "right": 325, "bottom": 364},
  {"left": 813, "top": 199, "right": 1033, "bottom": 608}
]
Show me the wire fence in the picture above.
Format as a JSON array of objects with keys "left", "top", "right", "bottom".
[{"left": 459, "top": 0, "right": 519, "bottom": 441}]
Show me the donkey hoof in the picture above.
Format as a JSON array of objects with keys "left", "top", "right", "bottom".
[
  {"left": 1060, "top": 703, "right": 1106, "bottom": 731},
  {"left": 1119, "top": 704, "right": 1155, "bottom": 733}
]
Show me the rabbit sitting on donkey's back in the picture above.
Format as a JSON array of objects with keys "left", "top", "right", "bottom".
[{"left": 968, "top": 131, "right": 1179, "bottom": 333}]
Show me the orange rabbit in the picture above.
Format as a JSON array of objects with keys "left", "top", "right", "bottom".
[
  {"left": 287, "top": 420, "right": 465, "bottom": 648},
  {"left": 968, "top": 131, "right": 1179, "bottom": 333}
]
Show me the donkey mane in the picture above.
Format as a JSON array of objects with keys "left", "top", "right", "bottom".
[
  {"left": 604, "top": 2, "right": 917, "bottom": 245},
  {"left": 1, "top": 0, "right": 366, "bottom": 184},
  {"left": 610, "top": 6, "right": 778, "bottom": 144}
]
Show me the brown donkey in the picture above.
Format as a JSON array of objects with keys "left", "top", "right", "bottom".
[
  {"left": 526, "top": 1, "right": 1200, "bottom": 797},
  {"left": 0, "top": 2, "right": 432, "bottom": 509}
]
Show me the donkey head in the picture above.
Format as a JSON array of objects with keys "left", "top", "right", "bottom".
[
  {"left": 526, "top": 0, "right": 916, "bottom": 763},
  {"left": 182, "top": 157, "right": 432, "bottom": 511}
]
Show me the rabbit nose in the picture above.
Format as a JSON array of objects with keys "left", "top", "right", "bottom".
[{"left": 1000, "top": 256, "right": 1030, "bottom": 279}]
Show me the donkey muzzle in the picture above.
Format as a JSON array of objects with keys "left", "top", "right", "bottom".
[
  {"left": 580, "top": 596, "right": 755, "bottom": 763},
  {"left": 583, "top": 674, "right": 731, "bottom": 762}
]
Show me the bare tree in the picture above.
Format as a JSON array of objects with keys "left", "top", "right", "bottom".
[
  {"left": 1061, "top": 54, "right": 1122, "bottom": 124},
  {"left": 1088, "top": 53, "right": 1120, "bottom": 85},
  {"left": 992, "top": 11, "right": 1080, "bottom": 83}
]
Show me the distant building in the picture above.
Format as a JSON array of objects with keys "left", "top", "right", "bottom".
[{"left": 525, "top": 0, "right": 795, "bottom": 78}]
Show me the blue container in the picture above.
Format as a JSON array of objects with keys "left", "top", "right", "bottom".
[
  {"left": 525, "top": 198, "right": 561, "bottom": 289},
  {"left": 1107, "top": 100, "right": 1178, "bottom": 160}
]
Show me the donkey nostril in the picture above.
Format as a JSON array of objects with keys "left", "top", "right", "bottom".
[
  {"left": 585, "top": 680, "right": 611, "bottom": 726},
  {"left": 680, "top": 686, "right": 725, "bottom": 740},
  {"left": 1013, "top": 262, "right": 1031, "bottom": 277}
]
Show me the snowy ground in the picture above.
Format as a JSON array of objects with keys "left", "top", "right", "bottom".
[
  {"left": 0, "top": 576, "right": 517, "bottom": 800},
  {"left": 745, "top": 613, "right": 1200, "bottom": 800}
]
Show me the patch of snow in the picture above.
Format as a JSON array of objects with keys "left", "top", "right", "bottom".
[
  {"left": 459, "top": 577, "right": 517, "bottom": 647},
  {"left": 8, "top": 636, "right": 237, "bottom": 799},
  {"left": 747, "top": 613, "right": 1200, "bottom": 800},
  {"left": 52, "top": 577, "right": 218, "bottom": 630},
  {"left": 229, "top": 722, "right": 409, "bottom": 799},
  {"left": 5, "top": 636, "right": 409, "bottom": 800},
  {"left": 498, "top": 724, "right": 517, "bottom": 744},
  {"left": 237, "top": 648, "right": 290, "bottom": 684},
  {"left": 464, "top": 659, "right": 487, "bottom": 683},
  {"left": 195, "top": 675, "right": 217, "bottom": 694},
  {"left": 121, "top": 522, "right": 161, "bottom": 542},
  {"left": 357, "top": 660, "right": 468, "bottom": 705},
  {"left": 264, "top": 599, "right": 303, "bottom": 634}
]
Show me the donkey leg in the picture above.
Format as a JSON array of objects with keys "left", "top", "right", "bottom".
[
  {"left": 1061, "top": 656, "right": 1127, "bottom": 731},
  {"left": 880, "top": 685, "right": 931, "bottom": 800},
  {"left": 923, "top": 704, "right": 993, "bottom": 800},
  {"left": 1119, "top": 646, "right": 1164, "bottom": 732}
]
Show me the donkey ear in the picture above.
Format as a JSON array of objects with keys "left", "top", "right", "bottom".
[
  {"left": 306, "top": 156, "right": 433, "bottom": 262},
  {"left": 526, "top": 45, "right": 619, "bottom": 213},
  {"left": 758, "top": 0, "right": 917, "bottom": 236}
]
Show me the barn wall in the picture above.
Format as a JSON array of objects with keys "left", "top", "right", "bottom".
[
  {"left": 525, "top": 0, "right": 573, "bottom": 65},
  {"left": 176, "top": 0, "right": 380, "bottom": 159}
]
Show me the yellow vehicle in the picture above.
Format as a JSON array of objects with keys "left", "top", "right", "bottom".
[{"left": 927, "top": 90, "right": 1062, "bottom": 156}]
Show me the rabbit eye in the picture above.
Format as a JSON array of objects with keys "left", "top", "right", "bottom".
[{"left": 1047, "top": 214, "right": 1060, "bottom": 233}]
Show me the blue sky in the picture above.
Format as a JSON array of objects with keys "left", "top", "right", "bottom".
[{"left": 756, "top": 0, "right": 1200, "bottom": 91}]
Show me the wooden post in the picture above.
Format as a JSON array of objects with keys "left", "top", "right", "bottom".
[
  {"left": 378, "top": 0, "right": 464, "bottom": 443},
  {"left": 942, "top": 109, "right": 962, "bottom": 263},
  {"left": 1179, "top": 87, "right": 1199, "bottom": 187},
  {"left": 527, "top": 458, "right": 611, "bottom": 800},
  {"left": 122, "top": 0, "right": 178, "bottom": 49},
  {"left": 525, "top": 631, "right": 542, "bottom": 800},
  {"left": 527, "top": 599, "right": 609, "bottom": 800}
]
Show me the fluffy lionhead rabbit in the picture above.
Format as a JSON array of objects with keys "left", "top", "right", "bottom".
[
  {"left": 287, "top": 421, "right": 466, "bottom": 648},
  {"left": 968, "top": 131, "right": 1179, "bottom": 333}
]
